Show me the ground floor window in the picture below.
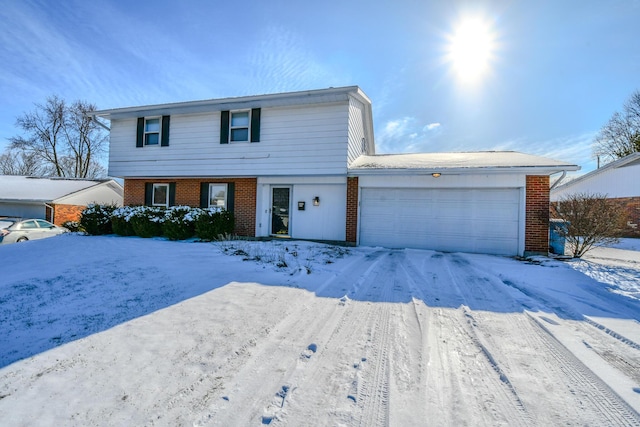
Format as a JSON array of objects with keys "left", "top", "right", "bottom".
[
  {"left": 152, "top": 183, "right": 169, "bottom": 207},
  {"left": 209, "top": 183, "right": 228, "bottom": 209}
]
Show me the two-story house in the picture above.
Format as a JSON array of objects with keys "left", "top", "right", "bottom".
[{"left": 93, "top": 86, "right": 579, "bottom": 256}]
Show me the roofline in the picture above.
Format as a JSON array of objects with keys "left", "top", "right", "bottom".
[
  {"left": 53, "top": 179, "right": 123, "bottom": 203},
  {"left": 348, "top": 165, "right": 580, "bottom": 176},
  {"left": 551, "top": 152, "right": 640, "bottom": 192},
  {"left": 93, "top": 86, "right": 368, "bottom": 120},
  {"left": 0, "top": 198, "right": 49, "bottom": 204}
]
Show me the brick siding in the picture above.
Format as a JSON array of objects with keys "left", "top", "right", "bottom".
[
  {"left": 609, "top": 197, "right": 640, "bottom": 237},
  {"left": 525, "top": 175, "right": 550, "bottom": 255},
  {"left": 51, "top": 204, "right": 85, "bottom": 226},
  {"left": 346, "top": 177, "right": 358, "bottom": 243},
  {"left": 124, "top": 178, "right": 257, "bottom": 236}
]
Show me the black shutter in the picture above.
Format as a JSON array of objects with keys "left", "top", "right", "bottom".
[
  {"left": 136, "top": 118, "right": 144, "bottom": 147},
  {"left": 250, "top": 108, "right": 261, "bottom": 142},
  {"left": 200, "top": 182, "right": 209, "bottom": 208},
  {"left": 226, "top": 182, "right": 235, "bottom": 213},
  {"left": 144, "top": 183, "right": 153, "bottom": 206},
  {"left": 161, "top": 115, "right": 170, "bottom": 146},
  {"left": 220, "top": 111, "right": 230, "bottom": 144},
  {"left": 168, "top": 182, "right": 176, "bottom": 207}
]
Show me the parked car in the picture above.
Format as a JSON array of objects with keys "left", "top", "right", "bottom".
[{"left": 0, "top": 218, "right": 69, "bottom": 244}]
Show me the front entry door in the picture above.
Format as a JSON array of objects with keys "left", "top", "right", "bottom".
[{"left": 271, "top": 187, "right": 291, "bottom": 235}]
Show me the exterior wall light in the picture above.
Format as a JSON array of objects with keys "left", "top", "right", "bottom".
[
  {"left": 432, "top": 173, "right": 441, "bottom": 178},
  {"left": 313, "top": 196, "right": 320, "bottom": 206}
]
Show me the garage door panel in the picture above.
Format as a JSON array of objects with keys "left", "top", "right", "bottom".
[{"left": 360, "top": 188, "right": 521, "bottom": 255}]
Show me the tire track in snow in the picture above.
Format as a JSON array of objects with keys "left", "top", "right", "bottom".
[
  {"left": 439, "top": 253, "right": 533, "bottom": 426},
  {"left": 526, "top": 313, "right": 640, "bottom": 425},
  {"left": 210, "top": 251, "right": 393, "bottom": 426}
]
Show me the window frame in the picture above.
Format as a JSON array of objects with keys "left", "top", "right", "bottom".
[
  {"left": 229, "top": 110, "right": 251, "bottom": 143},
  {"left": 208, "top": 183, "right": 228, "bottom": 209},
  {"left": 152, "top": 183, "right": 170, "bottom": 207},
  {"left": 144, "top": 117, "right": 162, "bottom": 146}
]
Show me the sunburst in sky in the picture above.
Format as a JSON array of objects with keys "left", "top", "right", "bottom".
[{"left": 446, "top": 16, "right": 498, "bottom": 84}]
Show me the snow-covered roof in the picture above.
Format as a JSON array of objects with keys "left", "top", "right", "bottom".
[
  {"left": 349, "top": 151, "right": 579, "bottom": 175},
  {"left": 0, "top": 176, "right": 114, "bottom": 203}
]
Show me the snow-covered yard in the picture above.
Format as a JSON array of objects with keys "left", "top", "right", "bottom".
[{"left": 1, "top": 235, "right": 639, "bottom": 426}]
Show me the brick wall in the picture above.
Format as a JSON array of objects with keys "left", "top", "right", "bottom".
[
  {"left": 346, "top": 177, "right": 358, "bottom": 243},
  {"left": 525, "top": 175, "right": 550, "bottom": 255},
  {"left": 124, "top": 178, "right": 257, "bottom": 236},
  {"left": 609, "top": 197, "right": 640, "bottom": 237},
  {"left": 51, "top": 204, "right": 85, "bottom": 226}
]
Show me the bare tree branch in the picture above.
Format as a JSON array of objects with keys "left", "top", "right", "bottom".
[
  {"left": 6, "top": 95, "right": 107, "bottom": 178},
  {"left": 593, "top": 90, "right": 640, "bottom": 163}
]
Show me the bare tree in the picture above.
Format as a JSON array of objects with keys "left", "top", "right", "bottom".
[
  {"left": 550, "top": 192, "right": 628, "bottom": 258},
  {"left": 8, "top": 95, "right": 107, "bottom": 178},
  {"left": 593, "top": 90, "right": 640, "bottom": 163},
  {"left": 0, "top": 148, "right": 43, "bottom": 175}
]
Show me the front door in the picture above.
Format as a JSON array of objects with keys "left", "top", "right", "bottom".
[{"left": 271, "top": 187, "right": 291, "bottom": 235}]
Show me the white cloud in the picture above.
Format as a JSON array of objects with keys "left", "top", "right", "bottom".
[{"left": 376, "top": 117, "right": 444, "bottom": 153}]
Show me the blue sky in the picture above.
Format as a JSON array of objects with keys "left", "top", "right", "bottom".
[{"left": 1, "top": 0, "right": 639, "bottom": 176}]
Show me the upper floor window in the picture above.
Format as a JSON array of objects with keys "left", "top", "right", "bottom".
[
  {"left": 208, "top": 183, "right": 228, "bottom": 209},
  {"left": 230, "top": 111, "right": 250, "bottom": 142},
  {"left": 136, "top": 116, "right": 170, "bottom": 147},
  {"left": 144, "top": 118, "right": 161, "bottom": 145},
  {"left": 220, "top": 108, "right": 261, "bottom": 144},
  {"left": 152, "top": 183, "right": 169, "bottom": 207}
]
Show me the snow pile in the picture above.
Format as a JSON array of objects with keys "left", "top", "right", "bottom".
[{"left": 0, "top": 235, "right": 639, "bottom": 426}]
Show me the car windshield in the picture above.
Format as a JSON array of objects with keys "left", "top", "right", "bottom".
[{"left": 0, "top": 220, "right": 15, "bottom": 229}]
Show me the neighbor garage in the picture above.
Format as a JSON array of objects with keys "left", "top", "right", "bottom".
[{"left": 359, "top": 187, "right": 521, "bottom": 255}]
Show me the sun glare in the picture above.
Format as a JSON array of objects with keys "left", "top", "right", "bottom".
[{"left": 446, "top": 17, "right": 497, "bottom": 84}]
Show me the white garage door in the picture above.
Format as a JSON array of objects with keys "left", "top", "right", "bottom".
[{"left": 359, "top": 188, "right": 521, "bottom": 255}]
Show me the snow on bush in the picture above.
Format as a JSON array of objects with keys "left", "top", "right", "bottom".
[{"left": 80, "top": 203, "right": 117, "bottom": 235}]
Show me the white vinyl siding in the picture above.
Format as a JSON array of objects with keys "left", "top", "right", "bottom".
[
  {"left": 347, "top": 97, "right": 367, "bottom": 165},
  {"left": 551, "top": 162, "right": 640, "bottom": 201},
  {"left": 359, "top": 187, "right": 521, "bottom": 256},
  {"left": 108, "top": 104, "right": 351, "bottom": 177}
]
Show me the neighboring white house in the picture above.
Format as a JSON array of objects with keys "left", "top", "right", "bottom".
[
  {"left": 0, "top": 176, "right": 123, "bottom": 225},
  {"left": 551, "top": 152, "right": 640, "bottom": 236},
  {"left": 93, "top": 86, "right": 579, "bottom": 256}
]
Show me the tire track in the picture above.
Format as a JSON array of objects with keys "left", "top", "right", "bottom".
[{"left": 526, "top": 313, "right": 640, "bottom": 425}]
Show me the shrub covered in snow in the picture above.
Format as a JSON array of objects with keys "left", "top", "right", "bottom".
[
  {"left": 61, "top": 220, "right": 81, "bottom": 233},
  {"left": 110, "top": 206, "right": 136, "bottom": 236},
  {"left": 162, "top": 206, "right": 198, "bottom": 240},
  {"left": 80, "top": 203, "right": 117, "bottom": 235},
  {"left": 128, "top": 206, "right": 165, "bottom": 238},
  {"left": 194, "top": 207, "right": 234, "bottom": 241}
]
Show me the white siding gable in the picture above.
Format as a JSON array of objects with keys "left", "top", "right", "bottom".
[
  {"left": 551, "top": 162, "right": 640, "bottom": 200},
  {"left": 108, "top": 103, "right": 351, "bottom": 178}
]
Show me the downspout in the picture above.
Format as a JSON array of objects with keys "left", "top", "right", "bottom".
[
  {"left": 549, "top": 170, "right": 567, "bottom": 191},
  {"left": 89, "top": 114, "right": 110, "bottom": 131}
]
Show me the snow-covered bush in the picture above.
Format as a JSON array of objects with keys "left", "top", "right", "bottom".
[
  {"left": 162, "top": 206, "right": 197, "bottom": 240},
  {"left": 128, "top": 206, "right": 165, "bottom": 238},
  {"left": 194, "top": 207, "right": 234, "bottom": 241},
  {"left": 61, "top": 220, "right": 81, "bottom": 233},
  {"left": 80, "top": 203, "right": 117, "bottom": 235},
  {"left": 110, "top": 206, "right": 136, "bottom": 236}
]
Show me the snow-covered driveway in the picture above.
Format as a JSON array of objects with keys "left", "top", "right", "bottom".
[{"left": 1, "top": 236, "right": 639, "bottom": 426}]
